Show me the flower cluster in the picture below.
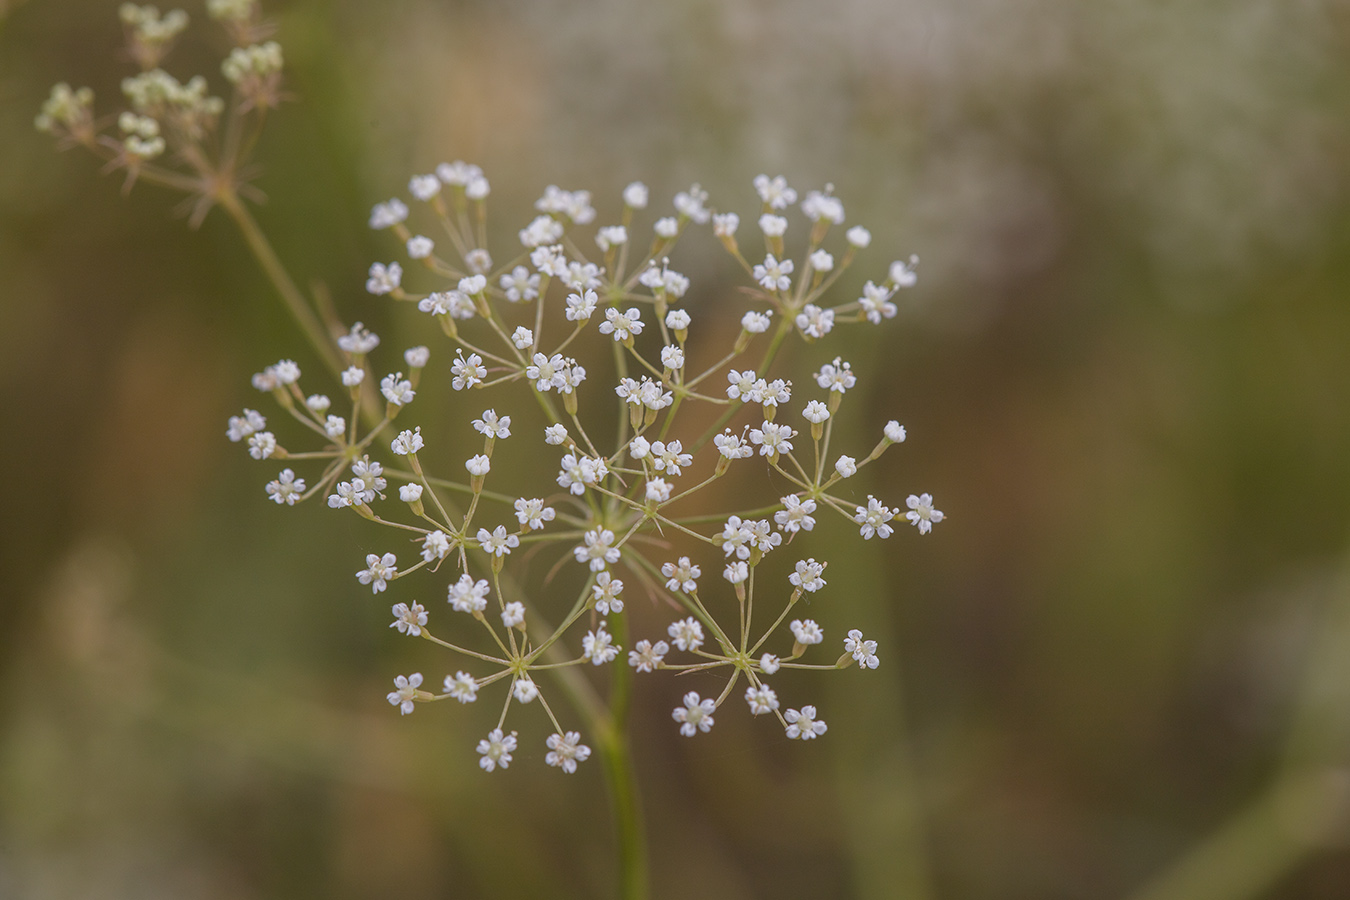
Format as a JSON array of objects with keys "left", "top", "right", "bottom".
[
  {"left": 224, "top": 167, "right": 942, "bottom": 774},
  {"left": 36, "top": 1, "right": 280, "bottom": 225}
]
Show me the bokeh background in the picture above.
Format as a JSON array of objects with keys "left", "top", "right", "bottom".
[{"left": 5, "top": 0, "right": 1350, "bottom": 898}]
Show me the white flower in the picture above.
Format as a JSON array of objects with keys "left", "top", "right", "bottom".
[
  {"left": 421, "top": 531, "right": 451, "bottom": 563},
  {"left": 661, "top": 557, "right": 701, "bottom": 593},
  {"left": 247, "top": 431, "right": 276, "bottom": 459},
  {"left": 791, "top": 618, "right": 824, "bottom": 645},
  {"left": 775, "top": 496, "right": 817, "bottom": 534},
  {"left": 305, "top": 394, "right": 330, "bottom": 413},
  {"left": 905, "top": 493, "right": 945, "bottom": 535},
  {"left": 436, "top": 160, "right": 483, "bottom": 186},
  {"left": 726, "top": 369, "right": 758, "bottom": 400},
  {"left": 366, "top": 261, "right": 401, "bottom": 295},
  {"left": 599, "top": 307, "right": 644, "bottom": 342},
  {"left": 583, "top": 626, "right": 619, "bottom": 665},
  {"left": 666, "top": 309, "right": 691, "bottom": 331},
  {"left": 592, "top": 571, "right": 625, "bottom": 614},
  {"left": 476, "top": 525, "right": 518, "bottom": 557},
  {"left": 519, "top": 215, "right": 565, "bottom": 248},
  {"left": 628, "top": 639, "right": 668, "bottom": 672},
  {"left": 845, "top": 629, "right": 880, "bottom": 668},
  {"left": 562, "top": 260, "right": 604, "bottom": 291},
  {"left": 884, "top": 420, "right": 907, "bottom": 443},
  {"left": 448, "top": 573, "right": 491, "bottom": 613},
  {"left": 465, "top": 248, "right": 492, "bottom": 273},
  {"left": 785, "top": 705, "right": 828, "bottom": 739},
  {"left": 337, "top": 322, "right": 380, "bottom": 355},
  {"left": 451, "top": 352, "right": 486, "bottom": 391},
  {"left": 471, "top": 409, "right": 511, "bottom": 440},
  {"left": 890, "top": 254, "right": 919, "bottom": 287},
  {"left": 457, "top": 274, "right": 486, "bottom": 296},
  {"left": 564, "top": 289, "right": 597, "bottom": 322},
  {"left": 380, "top": 373, "right": 414, "bottom": 406},
  {"left": 673, "top": 184, "right": 710, "bottom": 223},
  {"left": 790, "top": 558, "right": 827, "bottom": 592},
  {"left": 795, "top": 304, "right": 834, "bottom": 338},
  {"left": 531, "top": 244, "right": 568, "bottom": 277},
  {"left": 406, "top": 235, "right": 434, "bottom": 259},
  {"left": 536, "top": 185, "right": 595, "bottom": 224},
  {"left": 713, "top": 212, "right": 739, "bottom": 237},
  {"left": 444, "top": 671, "right": 479, "bottom": 703},
  {"left": 628, "top": 435, "right": 651, "bottom": 459},
  {"left": 545, "top": 731, "right": 591, "bottom": 773},
  {"left": 723, "top": 561, "right": 749, "bottom": 584},
  {"left": 750, "top": 421, "right": 796, "bottom": 457},
  {"left": 859, "top": 280, "right": 897, "bottom": 324},
  {"left": 399, "top": 483, "right": 423, "bottom": 503},
  {"left": 745, "top": 519, "right": 781, "bottom": 555},
  {"left": 324, "top": 415, "right": 345, "bottom": 439},
  {"left": 408, "top": 173, "right": 441, "bottom": 200},
  {"left": 654, "top": 217, "right": 679, "bottom": 238},
  {"left": 645, "top": 479, "right": 672, "bottom": 504},
  {"left": 544, "top": 423, "right": 568, "bottom": 445},
  {"left": 573, "top": 528, "right": 620, "bottom": 571},
  {"left": 741, "top": 310, "right": 772, "bottom": 333},
  {"left": 667, "top": 617, "right": 704, "bottom": 652},
  {"left": 500, "top": 266, "right": 540, "bottom": 303},
  {"left": 501, "top": 602, "right": 526, "bottom": 629},
  {"left": 341, "top": 366, "right": 365, "bottom": 387},
  {"left": 357, "top": 552, "right": 397, "bottom": 593},
  {"left": 846, "top": 225, "right": 872, "bottom": 248},
  {"left": 465, "top": 454, "right": 491, "bottom": 477},
  {"left": 758, "top": 379, "right": 792, "bottom": 408},
  {"left": 514, "top": 497, "right": 555, "bottom": 530},
  {"left": 390, "top": 601, "right": 427, "bottom": 636},
  {"left": 512, "top": 326, "right": 534, "bottom": 349},
  {"left": 557, "top": 454, "right": 608, "bottom": 496},
  {"left": 759, "top": 213, "right": 788, "bottom": 237},
  {"left": 327, "top": 481, "right": 362, "bottom": 509},
  {"left": 391, "top": 427, "right": 424, "bottom": 456},
  {"left": 714, "top": 429, "right": 754, "bottom": 460},
  {"left": 809, "top": 249, "right": 834, "bottom": 272},
  {"left": 835, "top": 455, "right": 858, "bottom": 478},
  {"left": 369, "top": 198, "right": 408, "bottom": 229},
  {"left": 387, "top": 673, "right": 422, "bottom": 715},
  {"left": 745, "top": 684, "right": 779, "bottom": 715},
  {"left": 721, "top": 516, "right": 752, "bottom": 559},
  {"left": 672, "top": 692, "right": 716, "bottom": 736},
  {"left": 802, "top": 400, "right": 829, "bottom": 424},
  {"left": 802, "top": 187, "right": 845, "bottom": 223},
  {"left": 596, "top": 225, "right": 628, "bottom": 251},
  {"left": 526, "top": 352, "right": 565, "bottom": 392},
  {"left": 753, "top": 254, "right": 794, "bottom": 292},
  {"left": 271, "top": 360, "right": 300, "bottom": 384},
  {"left": 651, "top": 440, "right": 691, "bottom": 477},
  {"left": 351, "top": 456, "right": 386, "bottom": 499},
  {"left": 660, "top": 345, "right": 684, "bottom": 370},
  {"left": 817, "top": 358, "right": 856, "bottom": 393},
  {"left": 404, "top": 346, "right": 430, "bottom": 369},
  {"left": 623, "top": 181, "right": 649, "bottom": 209},
  {"left": 854, "top": 496, "right": 896, "bottom": 540},
  {"left": 477, "top": 728, "right": 517, "bottom": 772},
  {"left": 760, "top": 653, "right": 781, "bottom": 675},
  {"left": 509, "top": 677, "right": 538, "bottom": 705},
  {"left": 265, "top": 469, "right": 305, "bottom": 505},
  {"left": 753, "top": 174, "right": 797, "bottom": 209}
]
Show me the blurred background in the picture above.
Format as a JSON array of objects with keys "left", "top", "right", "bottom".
[{"left": 4, "top": 0, "right": 1350, "bottom": 897}]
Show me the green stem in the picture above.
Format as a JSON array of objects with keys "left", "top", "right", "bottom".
[{"left": 219, "top": 191, "right": 344, "bottom": 379}]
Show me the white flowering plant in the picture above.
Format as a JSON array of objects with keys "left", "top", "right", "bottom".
[{"left": 39, "top": 4, "right": 943, "bottom": 895}]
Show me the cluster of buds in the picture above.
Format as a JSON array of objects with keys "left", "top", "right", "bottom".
[
  {"left": 229, "top": 167, "right": 943, "bottom": 773},
  {"left": 35, "top": 2, "right": 279, "bottom": 222}
]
